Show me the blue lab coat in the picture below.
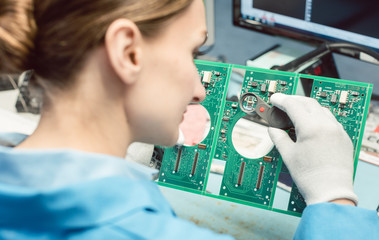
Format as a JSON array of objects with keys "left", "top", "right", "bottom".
[{"left": 0, "top": 133, "right": 378, "bottom": 239}]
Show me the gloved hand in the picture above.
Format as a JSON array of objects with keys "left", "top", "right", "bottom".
[{"left": 268, "top": 93, "right": 358, "bottom": 205}]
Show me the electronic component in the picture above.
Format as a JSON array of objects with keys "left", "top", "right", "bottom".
[
  {"left": 202, "top": 71, "right": 212, "bottom": 83},
  {"left": 280, "top": 81, "right": 287, "bottom": 86},
  {"left": 220, "top": 129, "right": 226, "bottom": 138},
  {"left": 237, "top": 162, "right": 246, "bottom": 186},
  {"left": 222, "top": 117, "right": 230, "bottom": 122},
  {"left": 251, "top": 81, "right": 258, "bottom": 87},
  {"left": 351, "top": 91, "right": 359, "bottom": 96},
  {"left": 202, "top": 71, "right": 212, "bottom": 88},
  {"left": 174, "top": 148, "right": 182, "bottom": 172},
  {"left": 198, "top": 144, "right": 207, "bottom": 150},
  {"left": 268, "top": 81, "right": 277, "bottom": 93},
  {"left": 339, "top": 91, "right": 349, "bottom": 104},
  {"left": 331, "top": 94, "right": 338, "bottom": 104},
  {"left": 260, "top": 84, "right": 267, "bottom": 93},
  {"left": 191, "top": 152, "right": 199, "bottom": 176},
  {"left": 320, "top": 92, "right": 327, "bottom": 98},
  {"left": 338, "top": 111, "right": 347, "bottom": 117},
  {"left": 256, "top": 165, "right": 265, "bottom": 190},
  {"left": 263, "top": 156, "right": 273, "bottom": 163}
]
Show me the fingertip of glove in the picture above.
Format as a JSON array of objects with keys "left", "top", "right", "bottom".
[
  {"left": 270, "top": 93, "right": 285, "bottom": 104},
  {"left": 268, "top": 127, "right": 288, "bottom": 142},
  {"left": 268, "top": 126, "right": 284, "bottom": 134}
]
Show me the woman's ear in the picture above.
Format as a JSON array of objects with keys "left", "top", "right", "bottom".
[{"left": 105, "top": 19, "right": 143, "bottom": 85}]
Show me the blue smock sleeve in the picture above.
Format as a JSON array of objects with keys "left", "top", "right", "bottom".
[{"left": 294, "top": 203, "right": 379, "bottom": 240}]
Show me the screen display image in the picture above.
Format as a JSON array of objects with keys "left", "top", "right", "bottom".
[{"left": 236, "top": 0, "right": 379, "bottom": 51}]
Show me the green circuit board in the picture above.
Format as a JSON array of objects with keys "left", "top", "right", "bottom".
[{"left": 157, "top": 60, "right": 372, "bottom": 217}]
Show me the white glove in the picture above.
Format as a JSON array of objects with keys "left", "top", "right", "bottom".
[{"left": 268, "top": 93, "right": 358, "bottom": 205}]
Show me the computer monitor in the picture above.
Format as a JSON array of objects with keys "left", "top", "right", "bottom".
[
  {"left": 233, "top": 0, "right": 379, "bottom": 54},
  {"left": 204, "top": 0, "right": 215, "bottom": 47}
]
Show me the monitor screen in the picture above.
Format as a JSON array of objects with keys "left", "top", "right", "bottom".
[
  {"left": 204, "top": 0, "right": 215, "bottom": 47},
  {"left": 234, "top": 0, "right": 379, "bottom": 52}
]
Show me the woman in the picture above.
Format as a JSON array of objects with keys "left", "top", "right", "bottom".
[{"left": 0, "top": 0, "right": 378, "bottom": 239}]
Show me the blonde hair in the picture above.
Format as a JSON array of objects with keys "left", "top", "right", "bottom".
[
  {"left": 0, "top": 0, "right": 193, "bottom": 87},
  {"left": 0, "top": 0, "right": 35, "bottom": 74}
]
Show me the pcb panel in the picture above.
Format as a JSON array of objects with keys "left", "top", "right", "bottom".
[
  {"left": 216, "top": 70, "right": 296, "bottom": 207},
  {"left": 287, "top": 78, "right": 370, "bottom": 213},
  {"left": 157, "top": 60, "right": 372, "bottom": 216},
  {"left": 158, "top": 65, "right": 229, "bottom": 191}
]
